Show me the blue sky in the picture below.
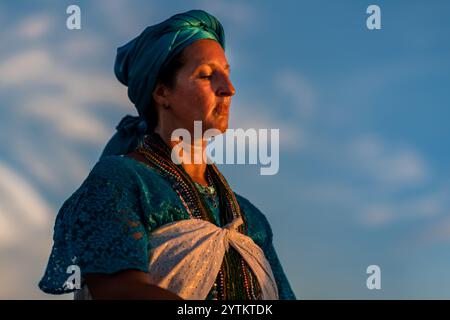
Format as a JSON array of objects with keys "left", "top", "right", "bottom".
[{"left": 1, "top": 0, "right": 450, "bottom": 299}]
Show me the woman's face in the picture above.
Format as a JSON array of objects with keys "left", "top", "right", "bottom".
[{"left": 156, "top": 39, "right": 235, "bottom": 135}]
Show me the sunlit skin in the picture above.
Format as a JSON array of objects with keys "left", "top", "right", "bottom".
[
  {"left": 153, "top": 39, "right": 236, "bottom": 186},
  {"left": 85, "top": 39, "right": 235, "bottom": 300}
]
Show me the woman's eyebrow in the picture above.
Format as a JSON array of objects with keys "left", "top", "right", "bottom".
[{"left": 197, "top": 62, "right": 230, "bottom": 71}]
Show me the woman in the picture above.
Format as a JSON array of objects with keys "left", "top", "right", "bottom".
[{"left": 39, "top": 9, "right": 296, "bottom": 300}]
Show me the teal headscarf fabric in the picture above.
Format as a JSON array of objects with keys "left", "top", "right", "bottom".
[{"left": 100, "top": 10, "right": 225, "bottom": 158}]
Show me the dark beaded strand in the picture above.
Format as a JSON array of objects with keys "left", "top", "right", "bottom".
[{"left": 135, "top": 133, "right": 262, "bottom": 300}]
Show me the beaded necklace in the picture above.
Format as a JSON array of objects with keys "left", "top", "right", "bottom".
[{"left": 134, "top": 132, "right": 262, "bottom": 300}]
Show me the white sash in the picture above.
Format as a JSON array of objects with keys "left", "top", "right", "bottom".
[
  {"left": 75, "top": 217, "right": 278, "bottom": 300},
  {"left": 147, "top": 217, "right": 279, "bottom": 300}
]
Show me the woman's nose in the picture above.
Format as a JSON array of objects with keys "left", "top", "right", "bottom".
[{"left": 216, "top": 74, "right": 236, "bottom": 97}]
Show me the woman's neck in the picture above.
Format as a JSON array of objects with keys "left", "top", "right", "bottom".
[{"left": 154, "top": 126, "right": 209, "bottom": 186}]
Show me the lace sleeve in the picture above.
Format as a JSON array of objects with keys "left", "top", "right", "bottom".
[{"left": 39, "top": 156, "right": 149, "bottom": 295}]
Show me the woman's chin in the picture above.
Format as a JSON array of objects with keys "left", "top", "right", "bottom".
[
  {"left": 214, "top": 119, "right": 229, "bottom": 133},
  {"left": 202, "top": 118, "right": 228, "bottom": 134}
]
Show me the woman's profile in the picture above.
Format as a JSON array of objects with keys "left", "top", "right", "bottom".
[{"left": 38, "top": 9, "right": 296, "bottom": 300}]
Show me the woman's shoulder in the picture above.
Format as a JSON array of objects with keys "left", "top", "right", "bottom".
[
  {"left": 233, "top": 192, "right": 273, "bottom": 246},
  {"left": 83, "top": 155, "right": 134, "bottom": 182},
  {"left": 234, "top": 192, "right": 269, "bottom": 221},
  {"left": 90, "top": 154, "right": 154, "bottom": 177},
  {"left": 55, "top": 155, "right": 167, "bottom": 224},
  {"left": 85, "top": 154, "right": 167, "bottom": 188},
  {"left": 72, "top": 155, "right": 186, "bottom": 222},
  {"left": 40, "top": 155, "right": 155, "bottom": 295},
  {"left": 56, "top": 156, "right": 143, "bottom": 223}
]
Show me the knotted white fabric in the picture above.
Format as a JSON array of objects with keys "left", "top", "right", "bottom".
[
  {"left": 74, "top": 217, "right": 278, "bottom": 300},
  {"left": 147, "top": 216, "right": 279, "bottom": 300}
]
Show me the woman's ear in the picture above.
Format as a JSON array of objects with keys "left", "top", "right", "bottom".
[{"left": 152, "top": 83, "right": 170, "bottom": 109}]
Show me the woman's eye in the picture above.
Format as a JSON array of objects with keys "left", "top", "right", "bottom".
[{"left": 199, "top": 74, "right": 213, "bottom": 79}]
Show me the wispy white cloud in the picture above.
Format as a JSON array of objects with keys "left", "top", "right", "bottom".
[
  {"left": 15, "top": 13, "right": 53, "bottom": 39},
  {"left": 0, "top": 48, "right": 129, "bottom": 107},
  {"left": 0, "top": 46, "right": 131, "bottom": 148},
  {"left": 0, "top": 46, "right": 120, "bottom": 205},
  {"left": 225, "top": 69, "right": 318, "bottom": 152},
  {"left": 291, "top": 132, "right": 439, "bottom": 228},
  {"left": 229, "top": 98, "right": 307, "bottom": 151},
  {"left": 347, "top": 135, "right": 438, "bottom": 227},
  {"left": 358, "top": 189, "right": 447, "bottom": 228},
  {"left": 60, "top": 34, "right": 108, "bottom": 58},
  {"left": 11, "top": 132, "right": 91, "bottom": 193},
  {"left": 0, "top": 49, "right": 52, "bottom": 84},
  {"left": 0, "top": 161, "right": 51, "bottom": 248},
  {"left": 274, "top": 70, "right": 316, "bottom": 119},
  {"left": 21, "top": 95, "right": 111, "bottom": 145},
  {"left": 418, "top": 215, "right": 450, "bottom": 246},
  {"left": 349, "top": 134, "right": 429, "bottom": 187},
  {"left": 0, "top": 15, "right": 133, "bottom": 298}
]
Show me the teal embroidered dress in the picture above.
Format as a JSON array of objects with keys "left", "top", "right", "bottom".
[{"left": 39, "top": 155, "right": 296, "bottom": 299}]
